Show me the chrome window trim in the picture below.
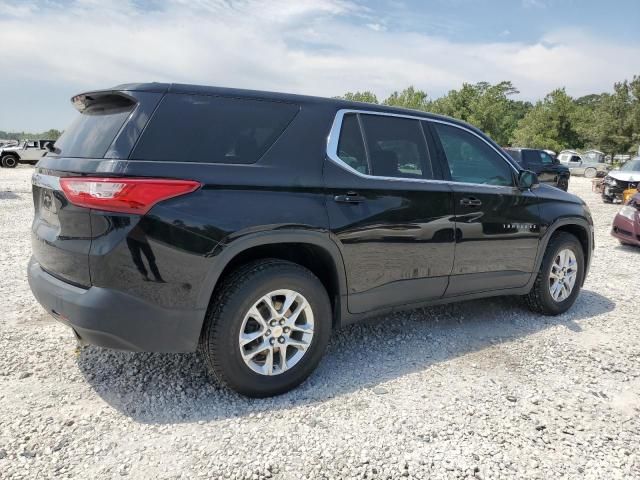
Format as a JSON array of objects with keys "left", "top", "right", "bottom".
[{"left": 326, "top": 108, "right": 520, "bottom": 189}]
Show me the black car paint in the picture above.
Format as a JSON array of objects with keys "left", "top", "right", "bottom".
[
  {"left": 29, "top": 83, "right": 594, "bottom": 352},
  {"left": 504, "top": 148, "right": 570, "bottom": 190}
]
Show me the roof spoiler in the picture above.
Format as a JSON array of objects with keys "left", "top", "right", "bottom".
[{"left": 70, "top": 83, "right": 169, "bottom": 113}]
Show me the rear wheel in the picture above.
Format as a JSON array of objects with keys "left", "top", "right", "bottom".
[
  {"left": 525, "top": 232, "right": 584, "bottom": 315},
  {"left": 584, "top": 167, "right": 597, "bottom": 178},
  {"left": 1, "top": 155, "right": 18, "bottom": 168},
  {"left": 200, "top": 259, "right": 332, "bottom": 397}
]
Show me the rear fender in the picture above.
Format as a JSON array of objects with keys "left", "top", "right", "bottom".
[{"left": 196, "top": 230, "right": 348, "bottom": 317}]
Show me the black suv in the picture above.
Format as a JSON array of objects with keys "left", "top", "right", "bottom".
[
  {"left": 28, "top": 83, "right": 593, "bottom": 397},
  {"left": 504, "top": 148, "right": 570, "bottom": 191}
]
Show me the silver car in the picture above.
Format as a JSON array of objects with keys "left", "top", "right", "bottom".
[{"left": 558, "top": 153, "right": 609, "bottom": 178}]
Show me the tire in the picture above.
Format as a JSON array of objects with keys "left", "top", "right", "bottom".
[
  {"left": 602, "top": 195, "right": 613, "bottom": 204},
  {"left": 525, "top": 232, "right": 584, "bottom": 316},
  {"left": 1, "top": 155, "right": 19, "bottom": 168},
  {"left": 557, "top": 176, "right": 569, "bottom": 191},
  {"left": 200, "top": 259, "right": 332, "bottom": 397},
  {"left": 584, "top": 167, "right": 596, "bottom": 178}
]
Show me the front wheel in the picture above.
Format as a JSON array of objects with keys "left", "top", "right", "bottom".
[
  {"left": 557, "top": 176, "right": 569, "bottom": 191},
  {"left": 1, "top": 155, "right": 19, "bottom": 168},
  {"left": 525, "top": 232, "right": 584, "bottom": 315},
  {"left": 200, "top": 259, "right": 332, "bottom": 397}
]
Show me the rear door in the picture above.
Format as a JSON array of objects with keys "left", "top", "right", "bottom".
[
  {"left": 325, "top": 110, "right": 455, "bottom": 314},
  {"left": 426, "top": 121, "right": 541, "bottom": 297}
]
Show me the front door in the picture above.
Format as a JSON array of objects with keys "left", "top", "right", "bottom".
[
  {"left": 21, "top": 142, "right": 43, "bottom": 161},
  {"left": 325, "top": 111, "right": 455, "bottom": 314},
  {"left": 427, "top": 121, "right": 541, "bottom": 297}
]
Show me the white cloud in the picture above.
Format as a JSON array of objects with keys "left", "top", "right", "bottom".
[
  {"left": 522, "top": 0, "right": 547, "bottom": 8},
  {"left": 0, "top": 0, "right": 638, "bottom": 130},
  {"left": 366, "top": 23, "right": 387, "bottom": 32}
]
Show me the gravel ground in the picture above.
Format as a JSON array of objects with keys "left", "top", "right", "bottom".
[{"left": 0, "top": 165, "right": 639, "bottom": 480}]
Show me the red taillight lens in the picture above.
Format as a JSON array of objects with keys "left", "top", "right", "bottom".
[{"left": 59, "top": 177, "right": 201, "bottom": 214}]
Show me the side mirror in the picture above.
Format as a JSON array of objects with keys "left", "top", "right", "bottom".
[{"left": 518, "top": 170, "right": 539, "bottom": 190}]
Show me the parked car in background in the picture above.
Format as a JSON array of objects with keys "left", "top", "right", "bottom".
[
  {"left": 611, "top": 191, "right": 640, "bottom": 246},
  {"left": 0, "top": 139, "right": 55, "bottom": 168},
  {"left": 558, "top": 153, "right": 609, "bottom": 178},
  {"left": 0, "top": 140, "right": 19, "bottom": 149},
  {"left": 602, "top": 157, "right": 640, "bottom": 203},
  {"left": 504, "top": 148, "right": 570, "bottom": 190},
  {"left": 28, "top": 83, "right": 594, "bottom": 397}
]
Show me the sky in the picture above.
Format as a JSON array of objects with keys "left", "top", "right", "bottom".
[{"left": 0, "top": 0, "right": 639, "bottom": 132}]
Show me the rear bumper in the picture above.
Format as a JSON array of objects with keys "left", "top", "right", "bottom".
[{"left": 28, "top": 258, "right": 206, "bottom": 352}]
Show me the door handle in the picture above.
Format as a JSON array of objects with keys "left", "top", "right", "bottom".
[
  {"left": 460, "top": 197, "right": 482, "bottom": 207},
  {"left": 334, "top": 192, "right": 364, "bottom": 204}
]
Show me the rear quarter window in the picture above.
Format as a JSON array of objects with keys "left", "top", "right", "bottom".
[{"left": 131, "top": 94, "right": 299, "bottom": 164}]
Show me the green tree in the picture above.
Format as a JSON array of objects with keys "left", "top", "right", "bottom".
[
  {"left": 429, "top": 81, "right": 528, "bottom": 145},
  {"left": 511, "top": 88, "right": 582, "bottom": 151},
  {"left": 0, "top": 129, "right": 62, "bottom": 141},
  {"left": 382, "top": 86, "right": 429, "bottom": 110},
  {"left": 42, "top": 129, "right": 62, "bottom": 140},
  {"left": 339, "top": 91, "right": 379, "bottom": 104},
  {"left": 585, "top": 81, "right": 636, "bottom": 158}
]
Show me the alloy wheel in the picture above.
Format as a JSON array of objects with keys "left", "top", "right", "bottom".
[
  {"left": 238, "top": 289, "right": 314, "bottom": 376},
  {"left": 548, "top": 248, "right": 578, "bottom": 302}
]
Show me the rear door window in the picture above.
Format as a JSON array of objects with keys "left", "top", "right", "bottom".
[
  {"left": 523, "top": 150, "right": 542, "bottom": 168},
  {"left": 132, "top": 94, "right": 299, "bottom": 164},
  {"left": 359, "top": 114, "right": 433, "bottom": 179}
]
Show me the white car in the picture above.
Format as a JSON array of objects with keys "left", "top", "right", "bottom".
[
  {"left": 602, "top": 158, "right": 640, "bottom": 203},
  {"left": 0, "top": 140, "right": 55, "bottom": 168}
]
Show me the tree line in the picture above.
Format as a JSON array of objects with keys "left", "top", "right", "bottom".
[
  {"left": 339, "top": 75, "right": 640, "bottom": 158},
  {"left": 0, "top": 129, "right": 62, "bottom": 141},
  {"left": 3, "top": 76, "right": 639, "bottom": 159}
]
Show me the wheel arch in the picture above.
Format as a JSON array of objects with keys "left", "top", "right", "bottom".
[
  {"left": 196, "top": 231, "right": 348, "bottom": 330},
  {"left": 536, "top": 218, "right": 592, "bottom": 287},
  {"left": 2, "top": 151, "right": 20, "bottom": 161}
]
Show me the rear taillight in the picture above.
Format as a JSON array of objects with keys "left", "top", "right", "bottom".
[{"left": 59, "top": 177, "right": 201, "bottom": 214}]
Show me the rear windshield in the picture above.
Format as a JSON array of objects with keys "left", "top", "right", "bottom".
[
  {"left": 131, "top": 94, "right": 299, "bottom": 164},
  {"left": 53, "top": 94, "right": 135, "bottom": 158}
]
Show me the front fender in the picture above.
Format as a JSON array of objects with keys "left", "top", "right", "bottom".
[
  {"left": 1, "top": 150, "right": 20, "bottom": 160},
  {"left": 533, "top": 216, "right": 593, "bottom": 285}
]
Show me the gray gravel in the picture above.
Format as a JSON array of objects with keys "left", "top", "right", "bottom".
[{"left": 1, "top": 165, "right": 639, "bottom": 479}]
